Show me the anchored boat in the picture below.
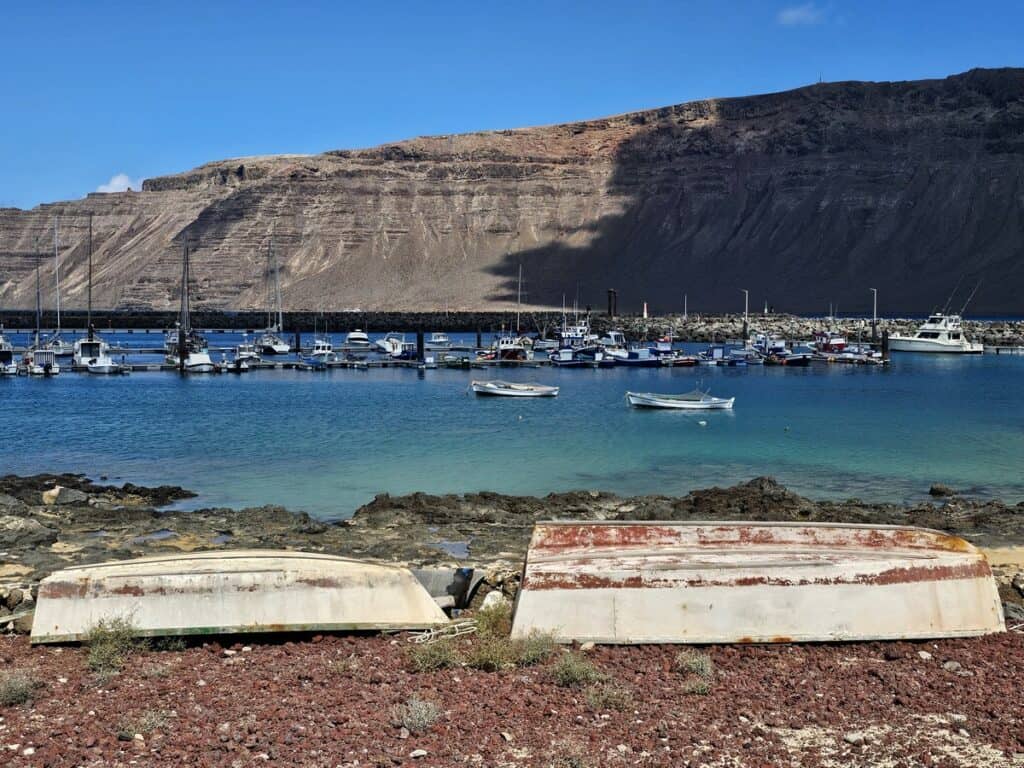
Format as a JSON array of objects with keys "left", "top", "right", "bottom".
[
  {"left": 510, "top": 521, "right": 1004, "bottom": 644},
  {"left": 471, "top": 380, "right": 559, "bottom": 397},
  {"left": 626, "top": 389, "right": 734, "bottom": 410},
  {"left": 31, "top": 550, "right": 449, "bottom": 644}
]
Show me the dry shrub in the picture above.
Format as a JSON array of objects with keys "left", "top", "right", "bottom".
[{"left": 390, "top": 696, "right": 442, "bottom": 734}]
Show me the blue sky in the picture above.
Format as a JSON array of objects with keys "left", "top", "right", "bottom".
[{"left": 1, "top": 0, "right": 1021, "bottom": 209}]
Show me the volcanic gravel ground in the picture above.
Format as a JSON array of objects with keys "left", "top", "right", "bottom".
[{"left": 1, "top": 632, "right": 1022, "bottom": 767}]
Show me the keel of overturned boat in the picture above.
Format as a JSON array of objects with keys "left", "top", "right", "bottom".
[{"left": 510, "top": 521, "right": 1004, "bottom": 644}]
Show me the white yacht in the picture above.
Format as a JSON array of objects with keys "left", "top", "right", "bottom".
[
  {"left": 259, "top": 234, "right": 291, "bottom": 354},
  {"left": 345, "top": 329, "right": 370, "bottom": 348},
  {"left": 375, "top": 332, "right": 406, "bottom": 355},
  {"left": 235, "top": 335, "right": 261, "bottom": 364},
  {"left": 0, "top": 327, "right": 18, "bottom": 375},
  {"left": 74, "top": 337, "right": 122, "bottom": 374},
  {"left": 889, "top": 314, "right": 982, "bottom": 354}
]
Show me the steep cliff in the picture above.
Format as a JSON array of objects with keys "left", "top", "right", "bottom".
[{"left": 1, "top": 68, "right": 1022, "bottom": 314}]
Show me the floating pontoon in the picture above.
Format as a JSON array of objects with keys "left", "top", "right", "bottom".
[
  {"left": 31, "top": 550, "right": 449, "bottom": 644},
  {"left": 510, "top": 521, "right": 1004, "bottom": 644}
]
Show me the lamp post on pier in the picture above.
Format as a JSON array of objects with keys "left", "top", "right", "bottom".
[
  {"left": 870, "top": 288, "right": 878, "bottom": 341},
  {"left": 740, "top": 289, "right": 749, "bottom": 338}
]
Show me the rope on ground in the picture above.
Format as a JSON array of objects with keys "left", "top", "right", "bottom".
[{"left": 407, "top": 620, "right": 478, "bottom": 644}]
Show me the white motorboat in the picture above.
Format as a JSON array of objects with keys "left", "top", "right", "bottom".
[
  {"left": 26, "top": 349, "right": 60, "bottom": 376},
  {"left": 375, "top": 332, "right": 406, "bottom": 355},
  {"left": 626, "top": 389, "right": 734, "bottom": 410},
  {"left": 42, "top": 334, "right": 74, "bottom": 357},
  {"left": 0, "top": 327, "right": 17, "bottom": 375},
  {"left": 426, "top": 332, "right": 452, "bottom": 350},
  {"left": 471, "top": 380, "right": 559, "bottom": 397},
  {"left": 218, "top": 355, "right": 250, "bottom": 373},
  {"left": 235, "top": 335, "right": 261, "bottom": 364},
  {"left": 258, "top": 330, "right": 291, "bottom": 355},
  {"left": 345, "top": 329, "right": 370, "bottom": 348},
  {"left": 307, "top": 336, "right": 337, "bottom": 363},
  {"left": 889, "top": 314, "right": 983, "bottom": 353},
  {"left": 74, "top": 337, "right": 122, "bottom": 374}
]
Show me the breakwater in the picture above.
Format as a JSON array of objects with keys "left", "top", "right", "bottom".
[{"left": 2, "top": 309, "right": 1023, "bottom": 345}]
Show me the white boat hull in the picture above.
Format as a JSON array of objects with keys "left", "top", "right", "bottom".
[
  {"left": 31, "top": 550, "right": 449, "bottom": 643},
  {"left": 626, "top": 392, "right": 734, "bottom": 410},
  {"left": 511, "top": 521, "right": 1005, "bottom": 644},
  {"left": 888, "top": 337, "right": 983, "bottom": 353},
  {"left": 471, "top": 380, "right": 559, "bottom": 397}
]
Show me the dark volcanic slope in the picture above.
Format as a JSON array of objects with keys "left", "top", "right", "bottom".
[{"left": 1, "top": 68, "right": 1023, "bottom": 313}]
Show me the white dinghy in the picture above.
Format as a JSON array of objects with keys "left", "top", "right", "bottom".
[
  {"left": 626, "top": 389, "right": 734, "bottom": 410},
  {"left": 31, "top": 550, "right": 449, "bottom": 644},
  {"left": 510, "top": 521, "right": 1004, "bottom": 644},
  {"left": 471, "top": 380, "right": 559, "bottom": 397}
]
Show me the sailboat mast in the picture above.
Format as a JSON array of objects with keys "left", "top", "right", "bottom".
[
  {"left": 273, "top": 238, "right": 283, "bottom": 333},
  {"left": 53, "top": 216, "right": 61, "bottom": 333},
  {"left": 87, "top": 213, "right": 93, "bottom": 338},
  {"left": 516, "top": 264, "right": 522, "bottom": 334},
  {"left": 180, "top": 242, "right": 190, "bottom": 332},
  {"left": 34, "top": 242, "right": 42, "bottom": 349}
]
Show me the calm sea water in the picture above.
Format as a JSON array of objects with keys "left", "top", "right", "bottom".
[{"left": 2, "top": 331, "right": 1023, "bottom": 520}]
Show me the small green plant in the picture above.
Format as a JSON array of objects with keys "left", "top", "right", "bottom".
[
  {"left": 513, "top": 631, "right": 558, "bottom": 667},
  {"left": 408, "top": 639, "right": 461, "bottom": 672},
  {"left": 150, "top": 636, "right": 186, "bottom": 652},
  {"left": 390, "top": 696, "right": 442, "bottom": 735},
  {"left": 464, "top": 635, "right": 515, "bottom": 671},
  {"left": 584, "top": 681, "right": 634, "bottom": 712},
  {"left": 0, "top": 671, "right": 42, "bottom": 707},
  {"left": 141, "top": 662, "right": 170, "bottom": 679},
  {"left": 674, "top": 649, "right": 714, "bottom": 679},
  {"left": 550, "top": 652, "right": 605, "bottom": 688},
  {"left": 117, "top": 708, "right": 171, "bottom": 739},
  {"left": 475, "top": 599, "right": 513, "bottom": 637},
  {"left": 328, "top": 656, "right": 361, "bottom": 675},
  {"left": 682, "top": 677, "right": 711, "bottom": 695},
  {"left": 85, "top": 616, "right": 145, "bottom": 676},
  {"left": 548, "top": 739, "right": 591, "bottom": 768}
]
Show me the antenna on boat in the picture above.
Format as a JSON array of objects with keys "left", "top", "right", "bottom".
[
  {"left": 958, "top": 280, "right": 982, "bottom": 316},
  {"left": 940, "top": 276, "right": 965, "bottom": 314}
]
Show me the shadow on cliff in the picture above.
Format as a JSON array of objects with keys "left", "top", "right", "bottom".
[{"left": 485, "top": 71, "right": 1024, "bottom": 315}]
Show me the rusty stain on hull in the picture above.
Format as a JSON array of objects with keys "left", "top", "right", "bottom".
[
  {"left": 511, "top": 521, "right": 1005, "bottom": 645},
  {"left": 32, "top": 550, "right": 449, "bottom": 644}
]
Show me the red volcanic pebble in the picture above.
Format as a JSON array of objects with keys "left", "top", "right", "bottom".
[{"left": 0, "top": 632, "right": 1022, "bottom": 766}]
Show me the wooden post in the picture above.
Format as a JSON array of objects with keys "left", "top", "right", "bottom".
[
  {"left": 881, "top": 330, "right": 890, "bottom": 358},
  {"left": 416, "top": 330, "right": 425, "bottom": 361},
  {"left": 476, "top": 328, "right": 482, "bottom": 349}
]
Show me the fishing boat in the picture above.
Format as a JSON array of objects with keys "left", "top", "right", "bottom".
[
  {"left": 479, "top": 333, "right": 532, "bottom": 362},
  {"left": 306, "top": 336, "right": 337, "bottom": 364},
  {"left": 425, "top": 332, "right": 452, "bottom": 350},
  {"left": 25, "top": 348, "right": 60, "bottom": 376},
  {"left": 258, "top": 235, "right": 291, "bottom": 354},
  {"left": 660, "top": 353, "right": 700, "bottom": 367},
  {"left": 31, "top": 550, "right": 449, "bottom": 643},
  {"left": 549, "top": 346, "right": 612, "bottom": 367},
  {"left": 74, "top": 337, "right": 123, "bottom": 374},
  {"left": 471, "top": 380, "right": 559, "bottom": 397},
  {"left": 510, "top": 521, "right": 1005, "bottom": 644},
  {"left": 345, "top": 329, "right": 371, "bottom": 348},
  {"left": 218, "top": 355, "right": 250, "bottom": 373},
  {"left": 0, "top": 326, "right": 17, "bottom": 375},
  {"left": 811, "top": 330, "right": 847, "bottom": 354},
  {"left": 626, "top": 389, "right": 734, "bottom": 410},
  {"left": 610, "top": 347, "right": 662, "bottom": 367},
  {"left": 235, "top": 335, "right": 261, "bottom": 364}
]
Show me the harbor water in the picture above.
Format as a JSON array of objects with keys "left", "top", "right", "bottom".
[{"left": 2, "top": 331, "right": 1023, "bottom": 519}]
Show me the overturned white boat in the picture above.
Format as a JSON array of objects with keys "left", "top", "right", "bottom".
[
  {"left": 471, "top": 380, "right": 559, "bottom": 397},
  {"left": 626, "top": 389, "right": 734, "bottom": 410},
  {"left": 510, "top": 521, "right": 1004, "bottom": 644},
  {"left": 31, "top": 550, "right": 449, "bottom": 644}
]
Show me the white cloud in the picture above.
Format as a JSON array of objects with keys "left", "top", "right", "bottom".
[
  {"left": 96, "top": 173, "right": 144, "bottom": 193},
  {"left": 777, "top": 3, "right": 825, "bottom": 25}
]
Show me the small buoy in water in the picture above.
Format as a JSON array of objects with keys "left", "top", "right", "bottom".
[
  {"left": 698, "top": 420, "right": 707, "bottom": 427},
  {"left": 518, "top": 415, "right": 523, "bottom": 421},
  {"left": 785, "top": 426, "right": 791, "bottom": 432}
]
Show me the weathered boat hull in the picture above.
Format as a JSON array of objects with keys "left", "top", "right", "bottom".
[
  {"left": 511, "top": 521, "right": 1004, "bottom": 644},
  {"left": 31, "top": 550, "right": 449, "bottom": 644}
]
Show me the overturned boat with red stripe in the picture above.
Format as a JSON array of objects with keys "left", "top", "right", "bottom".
[{"left": 510, "top": 521, "right": 1004, "bottom": 644}]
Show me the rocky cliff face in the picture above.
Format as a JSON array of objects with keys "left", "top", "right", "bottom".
[{"left": 2, "top": 68, "right": 1022, "bottom": 313}]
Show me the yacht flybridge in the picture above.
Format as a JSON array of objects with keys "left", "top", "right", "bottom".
[{"left": 889, "top": 314, "right": 983, "bottom": 354}]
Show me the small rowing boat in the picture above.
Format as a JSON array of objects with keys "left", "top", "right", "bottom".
[
  {"left": 471, "top": 380, "right": 559, "bottom": 397},
  {"left": 510, "top": 521, "right": 1005, "bottom": 644},
  {"left": 626, "top": 389, "right": 734, "bottom": 410}
]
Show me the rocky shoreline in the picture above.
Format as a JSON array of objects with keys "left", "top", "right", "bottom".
[{"left": 3, "top": 473, "right": 1023, "bottom": 633}]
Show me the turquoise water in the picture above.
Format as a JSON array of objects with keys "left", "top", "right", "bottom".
[{"left": 2, "top": 331, "right": 1023, "bottom": 519}]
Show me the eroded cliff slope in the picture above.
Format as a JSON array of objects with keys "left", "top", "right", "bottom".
[{"left": 1, "top": 68, "right": 1022, "bottom": 313}]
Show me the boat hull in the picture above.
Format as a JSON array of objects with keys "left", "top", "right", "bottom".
[
  {"left": 510, "top": 521, "right": 1004, "bottom": 644},
  {"left": 626, "top": 392, "right": 734, "bottom": 410},
  {"left": 888, "top": 337, "right": 983, "bottom": 353},
  {"left": 31, "top": 550, "right": 449, "bottom": 644},
  {"left": 471, "top": 380, "right": 558, "bottom": 397}
]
